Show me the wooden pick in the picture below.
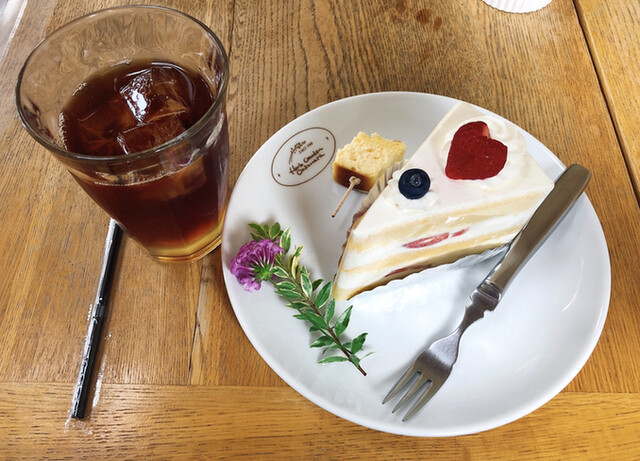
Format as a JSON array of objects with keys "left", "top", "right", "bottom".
[{"left": 331, "top": 176, "right": 361, "bottom": 218}]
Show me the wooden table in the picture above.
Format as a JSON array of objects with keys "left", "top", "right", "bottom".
[{"left": 1, "top": 0, "right": 639, "bottom": 458}]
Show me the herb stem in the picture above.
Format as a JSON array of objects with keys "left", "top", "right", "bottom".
[
  {"left": 303, "top": 291, "right": 367, "bottom": 377},
  {"left": 283, "top": 267, "right": 366, "bottom": 376}
]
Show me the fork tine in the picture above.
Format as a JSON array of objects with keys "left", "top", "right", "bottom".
[
  {"left": 382, "top": 362, "right": 420, "bottom": 404},
  {"left": 402, "top": 379, "right": 444, "bottom": 422},
  {"left": 392, "top": 373, "right": 430, "bottom": 413}
]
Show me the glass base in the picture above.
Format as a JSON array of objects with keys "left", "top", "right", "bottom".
[
  {"left": 145, "top": 216, "right": 225, "bottom": 263},
  {"left": 150, "top": 233, "right": 222, "bottom": 263}
]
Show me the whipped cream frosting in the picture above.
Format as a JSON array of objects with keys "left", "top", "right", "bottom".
[{"left": 355, "top": 102, "right": 553, "bottom": 235}]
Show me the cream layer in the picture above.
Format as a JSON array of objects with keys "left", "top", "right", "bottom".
[
  {"left": 340, "top": 211, "right": 532, "bottom": 273},
  {"left": 333, "top": 216, "right": 528, "bottom": 300},
  {"left": 344, "top": 192, "right": 545, "bottom": 253}
]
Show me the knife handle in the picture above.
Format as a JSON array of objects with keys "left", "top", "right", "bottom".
[{"left": 485, "top": 164, "right": 591, "bottom": 295}]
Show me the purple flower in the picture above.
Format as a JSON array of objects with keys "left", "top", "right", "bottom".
[{"left": 230, "top": 238, "right": 284, "bottom": 292}]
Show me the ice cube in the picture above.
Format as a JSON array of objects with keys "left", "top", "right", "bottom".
[
  {"left": 116, "top": 114, "right": 188, "bottom": 154},
  {"left": 119, "top": 66, "right": 192, "bottom": 124},
  {"left": 61, "top": 98, "right": 138, "bottom": 156}
]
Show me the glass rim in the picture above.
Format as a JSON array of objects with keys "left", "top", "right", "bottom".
[{"left": 14, "top": 5, "right": 229, "bottom": 164}]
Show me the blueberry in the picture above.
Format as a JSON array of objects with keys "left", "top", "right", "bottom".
[{"left": 398, "top": 168, "right": 431, "bottom": 199}]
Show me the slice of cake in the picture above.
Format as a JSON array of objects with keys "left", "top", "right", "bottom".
[
  {"left": 332, "top": 102, "right": 554, "bottom": 300},
  {"left": 333, "top": 132, "right": 406, "bottom": 192}
]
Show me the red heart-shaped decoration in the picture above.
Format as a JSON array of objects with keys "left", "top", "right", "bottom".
[{"left": 445, "top": 121, "right": 507, "bottom": 180}]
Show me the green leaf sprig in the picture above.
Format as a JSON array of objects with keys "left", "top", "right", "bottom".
[{"left": 248, "top": 222, "right": 368, "bottom": 376}]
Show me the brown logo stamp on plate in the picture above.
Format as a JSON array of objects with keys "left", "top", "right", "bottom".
[{"left": 271, "top": 127, "right": 336, "bottom": 186}]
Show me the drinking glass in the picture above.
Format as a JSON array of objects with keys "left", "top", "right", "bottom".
[{"left": 16, "top": 6, "right": 230, "bottom": 262}]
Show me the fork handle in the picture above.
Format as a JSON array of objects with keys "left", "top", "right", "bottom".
[{"left": 485, "top": 164, "right": 591, "bottom": 295}]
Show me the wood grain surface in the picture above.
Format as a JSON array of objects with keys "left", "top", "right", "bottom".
[
  {"left": 1, "top": 0, "right": 638, "bottom": 458},
  {"left": 1, "top": 383, "right": 639, "bottom": 459},
  {"left": 577, "top": 0, "right": 640, "bottom": 201}
]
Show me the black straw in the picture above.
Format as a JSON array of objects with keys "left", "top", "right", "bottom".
[{"left": 71, "top": 219, "right": 123, "bottom": 418}]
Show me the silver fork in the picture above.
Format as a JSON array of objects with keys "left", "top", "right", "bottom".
[{"left": 382, "top": 164, "right": 591, "bottom": 421}]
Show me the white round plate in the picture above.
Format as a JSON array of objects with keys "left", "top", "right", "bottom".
[{"left": 221, "top": 92, "right": 610, "bottom": 436}]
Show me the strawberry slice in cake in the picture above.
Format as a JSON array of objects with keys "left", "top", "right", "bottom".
[{"left": 332, "top": 102, "right": 554, "bottom": 300}]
